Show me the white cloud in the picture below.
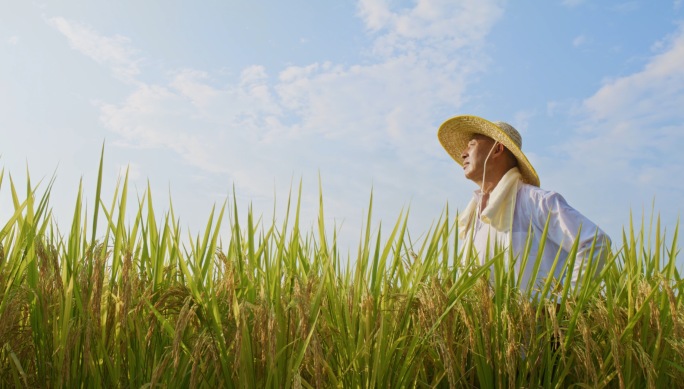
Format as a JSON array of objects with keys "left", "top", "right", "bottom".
[
  {"left": 583, "top": 26, "right": 684, "bottom": 122},
  {"left": 358, "top": 0, "right": 504, "bottom": 58},
  {"left": 548, "top": 25, "right": 684, "bottom": 235},
  {"left": 48, "top": 17, "right": 140, "bottom": 82},
  {"left": 7, "top": 36, "right": 19, "bottom": 45},
  {"left": 96, "top": 0, "right": 503, "bottom": 165},
  {"left": 357, "top": 0, "right": 393, "bottom": 31},
  {"left": 39, "top": 0, "right": 504, "bottom": 183}
]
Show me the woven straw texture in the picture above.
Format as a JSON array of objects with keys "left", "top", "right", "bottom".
[{"left": 437, "top": 115, "right": 540, "bottom": 187}]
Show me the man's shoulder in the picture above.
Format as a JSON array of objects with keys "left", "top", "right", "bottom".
[
  {"left": 517, "top": 182, "right": 555, "bottom": 198},
  {"left": 517, "top": 183, "right": 567, "bottom": 206}
]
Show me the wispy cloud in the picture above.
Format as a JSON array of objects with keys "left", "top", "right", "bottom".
[
  {"left": 48, "top": 17, "right": 140, "bottom": 82},
  {"left": 550, "top": 25, "right": 684, "bottom": 228},
  {"left": 357, "top": 0, "right": 393, "bottom": 31},
  {"left": 93, "top": 0, "right": 505, "bottom": 172},
  {"left": 358, "top": 0, "right": 504, "bottom": 58},
  {"left": 6, "top": 36, "right": 19, "bottom": 45},
  {"left": 82, "top": 0, "right": 506, "bottom": 240},
  {"left": 582, "top": 26, "right": 684, "bottom": 122}
]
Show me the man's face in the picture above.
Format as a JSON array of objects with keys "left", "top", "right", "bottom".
[{"left": 461, "top": 134, "right": 497, "bottom": 184}]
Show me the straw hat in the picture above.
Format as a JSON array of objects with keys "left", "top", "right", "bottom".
[{"left": 437, "top": 115, "right": 540, "bottom": 187}]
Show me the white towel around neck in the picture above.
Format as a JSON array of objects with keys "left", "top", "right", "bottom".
[{"left": 458, "top": 167, "right": 522, "bottom": 240}]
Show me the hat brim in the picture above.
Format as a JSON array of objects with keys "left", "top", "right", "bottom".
[{"left": 438, "top": 115, "right": 540, "bottom": 187}]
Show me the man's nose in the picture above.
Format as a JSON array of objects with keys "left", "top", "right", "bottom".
[{"left": 461, "top": 149, "right": 468, "bottom": 159}]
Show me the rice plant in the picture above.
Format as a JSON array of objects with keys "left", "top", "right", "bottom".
[{"left": 0, "top": 154, "right": 682, "bottom": 388}]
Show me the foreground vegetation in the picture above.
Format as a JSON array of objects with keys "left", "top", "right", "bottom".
[{"left": 0, "top": 156, "right": 682, "bottom": 388}]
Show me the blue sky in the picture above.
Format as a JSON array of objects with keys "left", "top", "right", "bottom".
[{"left": 1, "top": 0, "right": 683, "bottom": 266}]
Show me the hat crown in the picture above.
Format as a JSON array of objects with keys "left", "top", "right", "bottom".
[{"left": 493, "top": 121, "right": 522, "bottom": 149}]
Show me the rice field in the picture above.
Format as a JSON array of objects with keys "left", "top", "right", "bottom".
[{"left": 1, "top": 155, "right": 682, "bottom": 388}]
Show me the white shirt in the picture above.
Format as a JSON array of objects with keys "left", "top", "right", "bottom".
[{"left": 464, "top": 182, "right": 611, "bottom": 291}]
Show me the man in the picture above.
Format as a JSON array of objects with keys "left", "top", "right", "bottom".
[{"left": 437, "top": 115, "right": 611, "bottom": 290}]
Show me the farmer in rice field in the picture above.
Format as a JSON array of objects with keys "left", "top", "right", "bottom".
[{"left": 438, "top": 115, "right": 611, "bottom": 289}]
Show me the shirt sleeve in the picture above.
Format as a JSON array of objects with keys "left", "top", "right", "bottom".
[{"left": 535, "top": 191, "right": 612, "bottom": 288}]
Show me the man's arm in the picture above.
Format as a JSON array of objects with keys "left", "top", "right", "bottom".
[{"left": 538, "top": 192, "right": 611, "bottom": 288}]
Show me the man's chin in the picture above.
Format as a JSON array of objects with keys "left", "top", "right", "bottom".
[{"left": 463, "top": 171, "right": 479, "bottom": 184}]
